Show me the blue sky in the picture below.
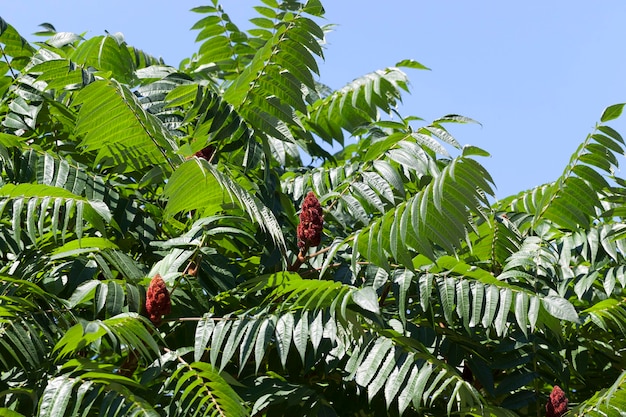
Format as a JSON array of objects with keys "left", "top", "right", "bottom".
[{"left": 3, "top": 1, "right": 626, "bottom": 199}]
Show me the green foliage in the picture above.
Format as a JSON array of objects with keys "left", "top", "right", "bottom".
[
  {"left": 1, "top": 1, "right": 626, "bottom": 416},
  {"left": 74, "top": 79, "right": 182, "bottom": 172}
]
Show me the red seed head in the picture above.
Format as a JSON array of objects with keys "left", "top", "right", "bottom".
[
  {"left": 546, "top": 385, "right": 568, "bottom": 417},
  {"left": 145, "top": 274, "right": 171, "bottom": 325},
  {"left": 297, "top": 192, "right": 324, "bottom": 250}
]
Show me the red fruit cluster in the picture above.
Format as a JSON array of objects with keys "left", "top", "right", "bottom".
[
  {"left": 546, "top": 385, "right": 568, "bottom": 417},
  {"left": 297, "top": 192, "right": 324, "bottom": 250},
  {"left": 145, "top": 274, "right": 171, "bottom": 325}
]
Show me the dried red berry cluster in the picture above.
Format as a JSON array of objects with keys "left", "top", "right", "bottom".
[
  {"left": 546, "top": 385, "right": 568, "bottom": 417},
  {"left": 145, "top": 274, "right": 171, "bottom": 325},
  {"left": 297, "top": 192, "right": 324, "bottom": 250}
]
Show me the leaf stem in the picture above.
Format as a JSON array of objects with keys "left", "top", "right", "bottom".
[{"left": 0, "top": 45, "right": 17, "bottom": 79}]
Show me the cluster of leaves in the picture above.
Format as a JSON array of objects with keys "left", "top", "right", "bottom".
[{"left": 1, "top": 0, "right": 626, "bottom": 415}]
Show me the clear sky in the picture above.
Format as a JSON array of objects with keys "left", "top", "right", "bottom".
[{"left": 3, "top": 1, "right": 626, "bottom": 199}]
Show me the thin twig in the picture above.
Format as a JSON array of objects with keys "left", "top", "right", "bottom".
[
  {"left": 1, "top": 45, "right": 17, "bottom": 79},
  {"left": 163, "top": 316, "right": 240, "bottom": 323},
  {"left": 378, "top": 282, "right": 391, "bottom": 307},
  {"left": 287, "top": 250, "right": 307, "bottom": 271}
]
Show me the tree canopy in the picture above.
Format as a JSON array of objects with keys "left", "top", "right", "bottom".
[{"left": 1, "top": 1, "right": 626, "bottom": 416}]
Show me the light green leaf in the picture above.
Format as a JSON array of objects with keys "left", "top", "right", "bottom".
[
  {"left": 494, "top": 288, "right": 512, "bottom": 337},
  {"left": 74, "top": 79, "right": 181, "bottom": 172},
  {"left": 255, "top": 316, "right": 275, "bottom": 373},
  {"left": 351, "top": 286, "right": 380, "bottom": 315},
  {"left": 275, "top": 313, "right": 294, "bottom": 368},
  {"left": 293, "top": 312, "right": 309, "bottom": 364},
  {"left": 194, "top": 314, "right": 215, "bottom": 362},
  {"left": 542, "top": 295, "right": 581, "bottom": 323},
  {"left": 601, "top": 103, "right": 625, "bottom": 122},
  {"left": 462, "top": 145, "right": 491, "bottom": 157},
  {"left": 395, "top": 59, "right": 430, "bottom": 70},
  {"left": 163, "top": 159, "right": 286, "bottom": 254},
  {"left": 355, "top": 338, "right": 393, "bottom": 387},
  {"left": 38, "top": 376, "right": 76, "bottom": 417}
]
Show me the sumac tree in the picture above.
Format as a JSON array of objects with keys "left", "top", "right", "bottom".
[{"left": 1, "top": 1, "right": 625, "bottom": 416}]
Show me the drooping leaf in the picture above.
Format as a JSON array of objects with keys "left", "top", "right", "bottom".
[{"left": 74, "top": 79, "right": 182, "bottom": 173}]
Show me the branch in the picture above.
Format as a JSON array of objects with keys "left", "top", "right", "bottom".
[{"left": 0, "top": 45, "right": 17, "bottom": 79}]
